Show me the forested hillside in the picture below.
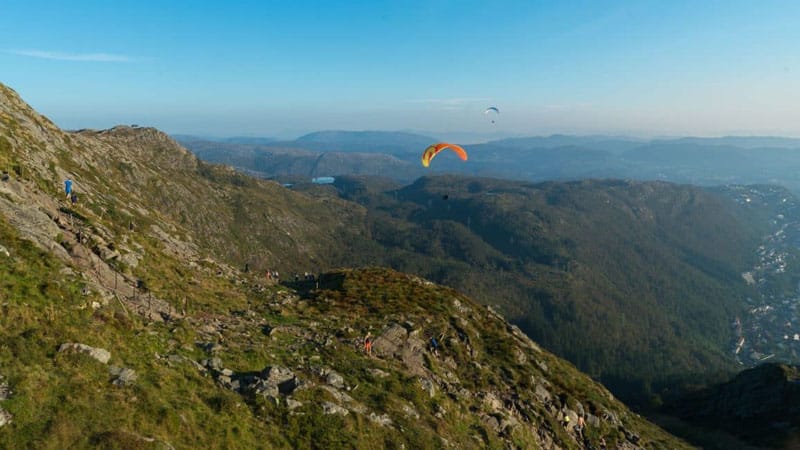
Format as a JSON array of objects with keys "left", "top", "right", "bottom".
[{"left": 316, "top": 175, "right": 781, "bottom": 404}]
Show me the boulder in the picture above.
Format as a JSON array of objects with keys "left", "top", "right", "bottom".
[
  {"left": 118, "top": 252, "right": 139, "bottom": 269},
  {"left": 201, "top": 357, "right": 224, "bottom": 372},
  {"left": 58, "top": 343, "right": 111, "bottom": 364},
  {"left": 481, "top": 392, "right": 504, "bottom": 412},
  {"left": 322, "top": 401, "right": 348, "bottom": 416},
  {"left": 326, "top": 371, "right": 345, "bottom": 389},
  {"left": 254, "top": 366, "right": 300, "bottom": 396},
  {"left": 482, "top": 414, "right": 501, "bottom": 433},
  {"left": 534, "top": 384, "right": 552, "bottom": 404},
  {"left": 0, "top": 408, "right": 11, "bottom": 427},
  {"left": 249, "top": 379, "right": 279, "bottom": 397},
  {"left": 0, "top": 377, "right": 11, "bottom": 401},
  {"left": 401, "top": 332, "right": 427, "bottom": 375},
  {"left": 368, "top": 368, "right": 389, "bottom": 378},
  {"left": 368, "top": 412, "right": 393, "bottom": 427},
  {"left": 276, "top": 377, "right": 300, "bottom": 395},
  {"left": 287, "top": 399, "right": 303, "bottom": 410},
  {"left": 372, "top": 324, "right": 408, "bottom": 357},
  {"left": 434, "top": 402, "right": 447, "bottom": 419},
  {"left": 403, "top": 403, "right": 420, "bottom": 419},
  {"left": 261, "top": 365, "right": 295, "bottom": 386},
  {"left": 419, "top": 377, "right": 436, "bottom": 398},
  {"left": 109, "top": 366, "right": 137, "bottom": 387}
]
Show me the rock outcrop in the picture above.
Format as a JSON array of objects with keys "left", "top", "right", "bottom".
[{"left": 58, "top": 343, "right": 111, "bottom": 364}]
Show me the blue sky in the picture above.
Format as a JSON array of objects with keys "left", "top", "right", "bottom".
[{"left": 2, "top": 0, "right": 800, "bottom": 139}]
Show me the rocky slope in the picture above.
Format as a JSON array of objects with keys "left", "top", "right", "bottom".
[{"left": 0, "top": 82, "right": 690, "bottom": 447}]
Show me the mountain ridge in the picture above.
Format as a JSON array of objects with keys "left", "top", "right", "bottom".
[{"left": 0, "top": 82, "right": 691, "bottom": 448}]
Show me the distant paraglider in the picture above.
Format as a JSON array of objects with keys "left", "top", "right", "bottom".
[
  {"left": 421, "top": 143, "right": 468, "bottom": 168},
  {"left": 484, "top": 106, "right": 499, "bottom": 124}
]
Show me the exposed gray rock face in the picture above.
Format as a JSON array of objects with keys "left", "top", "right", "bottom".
[
  {"left": 372, "top": 324, "right": 407, "bottom": 357},
  {"left": 401, "top": 331, "right": 427, "bottom": 376},
  {"left": 260, "top": 366, "right": 299, "bottom": 395},
  {"left": 58, "top": 343, "right": 111, "bottom": 364}
]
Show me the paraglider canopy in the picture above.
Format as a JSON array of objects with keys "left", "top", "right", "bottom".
[
  {"left": 421, "top": 143, "right": 468, "bottom": 168},
  {"left": 484, "top": 106, "right": 499, "bottom": 124}
]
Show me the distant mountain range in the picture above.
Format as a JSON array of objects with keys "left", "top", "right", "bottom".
[{"left": 177, "top": 132, "right": 800, "bottom": 193}]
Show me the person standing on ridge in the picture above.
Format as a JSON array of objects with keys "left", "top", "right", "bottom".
[
  {"left": 430, "top": 336, "right": 440, "bottom": 356},
  {"left": 64, "top": 178, "right": 73, "bottom": 198},
  {"left": 364, "top": 332, "right": 373, "bottom": 356}
]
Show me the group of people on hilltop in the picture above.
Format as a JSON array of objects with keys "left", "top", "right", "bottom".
[
  {"left": 360, "top": 331, "right": 444, "bottom": 358},
  {"left": 265, "top": 270, "right": 280, "bottom": 282},
  {"left": 260, "top": 270, "right": 321, "bottom": 284}
]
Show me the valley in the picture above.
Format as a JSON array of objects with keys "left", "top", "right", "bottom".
[{"left": 722, "top": 185, "right": 800, "bottom": 367}]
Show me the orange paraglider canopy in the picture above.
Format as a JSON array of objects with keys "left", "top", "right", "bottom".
[{"left": 421, "top": 143, "right": 468, "bottom": 167}]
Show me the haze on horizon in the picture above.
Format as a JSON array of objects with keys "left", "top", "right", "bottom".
[{"left": 2, "top": 0, "right": 800, "bottom": 139}]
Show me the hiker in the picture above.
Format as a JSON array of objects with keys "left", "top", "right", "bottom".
[
  {"left": 64, "top": 178, "right": 73, "bottom": 198},
  {"left": 364, "top": 332, "right": 373, "bottom": 356},
  {"left": 430, "top": 336, "right": 440, "bottom": 356},
  {"left": 576, "top": 414, "right": 585, "bottom": 436},
  {"left": 70, "top": 193, "right": 78, "bottom": 204}
]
